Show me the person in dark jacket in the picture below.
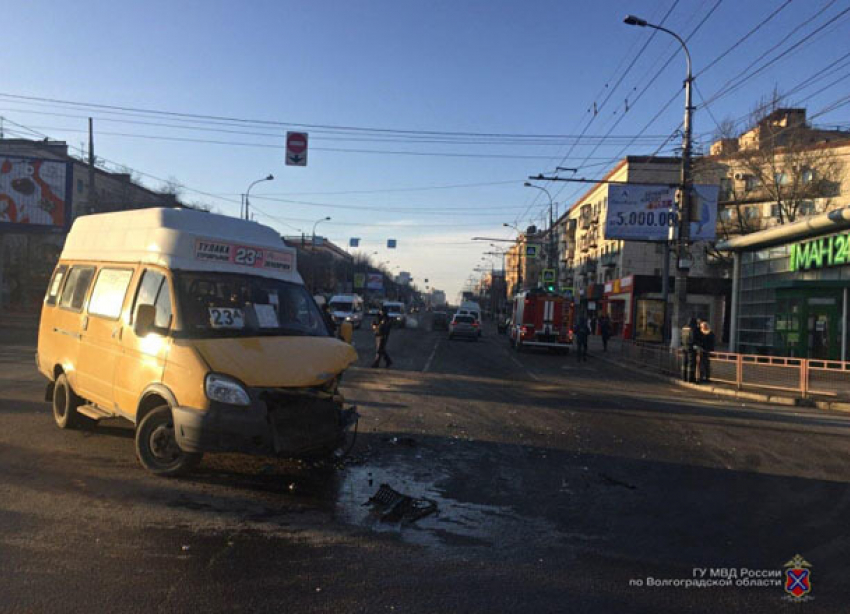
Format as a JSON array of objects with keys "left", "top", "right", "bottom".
[
  {"left": 598, "top": 314, "right": 612, "bottom": 352},
  {"left": 698, "top": 321, "right": 715, "bottom": 382},
  {"left": 574, "top": 316, "right": 590, "bottom": 362},
  {"left": 371, "top": 306, "right": 394, "bottom": 368}
]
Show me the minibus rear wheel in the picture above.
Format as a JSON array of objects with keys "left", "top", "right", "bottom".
[
  {"left": 53, "top": 373, "right": 83, "bottom": 429},
  {"left": 136, "top": 405, "right": 203, "bottom": 476}
]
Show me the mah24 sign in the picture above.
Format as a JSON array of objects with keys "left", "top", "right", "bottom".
[{"left": 790, "top": 233, "right": 850, "bottom": 271}]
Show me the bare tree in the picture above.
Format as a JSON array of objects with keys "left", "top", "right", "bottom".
[
  {"left": 735, "top": 127, "right": 843, "bottom": 224},
  {"left": 159, "top": 176, "right": 184, "bottom": 198}
]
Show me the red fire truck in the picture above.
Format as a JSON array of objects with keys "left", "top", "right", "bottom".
[{"left": 508, "top": 289, "right": 574, "bottom": 353}]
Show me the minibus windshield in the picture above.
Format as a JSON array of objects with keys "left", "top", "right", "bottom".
[
  {"left": 175, "top": 272, "right": 329, "bottom": 338},
  {"left": 330, "top": 301, "right": 354, "bottom": 312}
]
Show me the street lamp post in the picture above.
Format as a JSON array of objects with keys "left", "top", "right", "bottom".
[
  {"left": 310, "top": 216, "right": 331, "bottom": 293},
  {"left": 503, "top": 223, "right": 524, "bottom": 294},
  {"left": 524, "top": 182, "right": 557, "bottom": 288},
  {"left": 625, "top": 14, "right": 694, "bottom": 347},
  {"left": 244, "top": 174, "right": 274, "bottom": 220}
]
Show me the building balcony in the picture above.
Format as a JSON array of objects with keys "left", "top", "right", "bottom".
[
  {"left": 601, "top": 251, "right": 619, "bottom": 268},
  {"left": 579, "top": 261, "right": 597, "bottom": 275}
]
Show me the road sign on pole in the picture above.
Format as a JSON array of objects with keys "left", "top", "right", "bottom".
[{"left": 286, "top": 132, "right": 308, "bottom": 166}]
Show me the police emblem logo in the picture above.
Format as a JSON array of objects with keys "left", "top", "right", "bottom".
[{"left": 783, "top": 554, "right": 812, "bottom": 599}]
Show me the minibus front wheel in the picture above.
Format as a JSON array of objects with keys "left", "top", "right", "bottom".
[{"left": 136, "top": 405, "right": 203, "bottom": 476}]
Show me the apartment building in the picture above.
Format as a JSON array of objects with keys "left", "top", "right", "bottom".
[{"left": 556, "top": 156, "right": 730, "bottom": 340}]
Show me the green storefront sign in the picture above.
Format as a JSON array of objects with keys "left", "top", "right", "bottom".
[{"left": 789, "top": 233, "right": 850, "bottom": 271}]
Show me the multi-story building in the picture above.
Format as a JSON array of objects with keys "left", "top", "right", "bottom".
[
  {"left": 554, "top": 156, "right": 730, "bottom": 340},
  {"left": 504, "top": 225, "right": 545, "bottom": 295},
  {"left": 0, "top": 139, "right": 184, "bottom": 311}
]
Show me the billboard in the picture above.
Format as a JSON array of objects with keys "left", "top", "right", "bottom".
[
  {"left": 604, "top": 184, "right": 717, "bottom": 242},
  {"left": 367, "top": 273, "right": 383, "bottom": 290},
  {"left": 0, "top": 157, "right": 73, "bottom": 231}
]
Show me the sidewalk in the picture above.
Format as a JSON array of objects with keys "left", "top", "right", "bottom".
[
  {"left": 586, "top": 335, "right": 850, "bottom": 413},
  {"left": 1, "top": 312, "right": 40, "bottom": 330}
]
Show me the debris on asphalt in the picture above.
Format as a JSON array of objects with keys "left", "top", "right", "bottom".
[
  {"left": 599, "top": 473, "right": 637, "bottom": 490},
  {"left": 383, "top": 436, "right": 417, "bottom": 447},
  {"left": 367, "top": 483, "right": 437, "bottom": 523}
]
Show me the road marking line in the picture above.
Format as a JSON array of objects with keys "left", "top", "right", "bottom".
[
  {"left": 423, "top": 339, "right": 440, "bottom": 373},
  {"left": 508, "top": 354, "right": 540, "bottom": 381}
]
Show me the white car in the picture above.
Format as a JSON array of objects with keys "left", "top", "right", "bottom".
[
  {"left": 382, "top": 301, "right": 407, "bottom": 327},
  {"left": 329, "top": 294, "right": 365, "bottom": 329}
]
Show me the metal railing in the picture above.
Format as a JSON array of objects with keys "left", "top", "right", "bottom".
[{"left": 618, "top": 341, "right": 850, "bottom": 401}]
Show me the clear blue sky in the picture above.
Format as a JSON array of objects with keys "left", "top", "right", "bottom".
[{"left": 3, "top": 0, "right": 848, "bottom": 299}]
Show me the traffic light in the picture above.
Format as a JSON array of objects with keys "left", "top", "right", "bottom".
[{"left": 545, "top": 283, "right": 556, "bottom": 293}]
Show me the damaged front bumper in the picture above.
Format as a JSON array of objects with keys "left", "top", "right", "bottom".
[{"left": 172, "top": 388, "right": 358, "bottom": 458}]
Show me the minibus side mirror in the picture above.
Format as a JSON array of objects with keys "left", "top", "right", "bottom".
[
  {"left": 339, "top": 321, "right": 353, "bottom": 344},
  {"left": 135, "top": 304, "right": 156, "bottom": 337}
]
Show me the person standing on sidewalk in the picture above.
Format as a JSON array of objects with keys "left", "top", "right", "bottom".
[
  {"left": 371, "top": 306, "right": 394, "bottom": 368},
  {"left": 599, "top": 314, "right": 611, "bottom": 352},
  {"left": 574, "top": 315, "right": 590, "bottom": 362},
  {"left": 698, "top": 321, "right": 715, "bottom": 383}
]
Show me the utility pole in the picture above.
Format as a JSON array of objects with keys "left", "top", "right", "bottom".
[
  {"left": 88, "top": 117, "right": 97, "bottom": 214},
  {"left": 673, "top": 54, "right": 694, "bottom": 348},
  {"left": 624, "top": 15, "right": 693, "bottom": 348},
  {"left": 524, "top": 182, "right": 557, "bottom": 289}
]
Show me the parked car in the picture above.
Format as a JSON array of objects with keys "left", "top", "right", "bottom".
[
  {"left": 449, "top": 314, "right": 479, "bottom": 341},
  {"left": 432, "top": 310, "right": 449, "bottom": 330}
]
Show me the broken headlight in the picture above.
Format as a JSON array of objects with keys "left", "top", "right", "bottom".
[{"left": 205, "top": 373, "right": 251, "bottom": 406}]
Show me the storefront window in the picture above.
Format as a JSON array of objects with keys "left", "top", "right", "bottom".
[{"left": 738, "top": 235, "right": 849, "bottom": 359}]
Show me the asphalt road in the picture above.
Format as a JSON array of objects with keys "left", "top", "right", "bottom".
[{"left": 2, "top": 316, "right": 850, "bottom": 613}]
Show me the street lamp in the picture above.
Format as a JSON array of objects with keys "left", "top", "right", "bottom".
[
  {"left": 244, "top": 174, "right": 274, "bottom": 220},
  {"left": 625, "top": 14, "right": 694, "bottom": 348},
  {"left": 524, "top": 181, "right": 557, "bottom": 284},
  {"left": 312, "top": 216, "right": 331, "bottom": 243}
]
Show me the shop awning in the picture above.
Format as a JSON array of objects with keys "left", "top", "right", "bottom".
[{"left": 717, "top": 207, "right": 850, "bottom": 252}]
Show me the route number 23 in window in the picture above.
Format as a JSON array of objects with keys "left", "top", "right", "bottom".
[{"left": 234, "top": 247, "right": 261, "bottom": 266}]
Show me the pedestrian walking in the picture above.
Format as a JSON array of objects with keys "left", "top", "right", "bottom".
[
  {"left": 599, "top": 314, "right": 611, "bottom": 352},
  {"left": 698, "top": 321, "right": 715, "bottom": 383},
  {"left": 574, "top": 315, "right": 590, "bottom": 362},
  {"left": 371, "top": 306, "right": 394, "bottom": 368}
]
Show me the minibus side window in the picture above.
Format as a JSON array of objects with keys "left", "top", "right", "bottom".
[
  {"left": 58, "top": 266, "right": 96, "bottom": 312},
  {"left": 45, "top": 265, "right": 68, "bottom": 305},
  {"left": 88, "top": 268, "right": 134, "bottom": 320},
  {"left": 133, "top": 270, "right": 173, "bottom": 332}
]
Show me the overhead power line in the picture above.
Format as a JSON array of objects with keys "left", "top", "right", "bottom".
[{"left": 699, "top": 1, "right": 850, "bottom": 110}]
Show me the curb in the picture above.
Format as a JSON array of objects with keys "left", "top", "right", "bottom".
[{"left": 591, "top": 350, "right": 850, "bottom": 413}]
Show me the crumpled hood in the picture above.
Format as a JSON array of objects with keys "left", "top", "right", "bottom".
[{"left": 193, "top": 336, "right": 358, "bottom": 388}]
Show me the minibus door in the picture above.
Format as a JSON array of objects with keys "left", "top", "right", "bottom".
[
  {"left": 76, "top": 268, "right": 136, "bottom": 409},
  {"left": 113, "top": 269, "right": 174, "bottom": 418}
]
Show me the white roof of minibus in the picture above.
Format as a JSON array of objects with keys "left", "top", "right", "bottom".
[{"left": 60, "top": 208, "right": 302, "bottom": 283}]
